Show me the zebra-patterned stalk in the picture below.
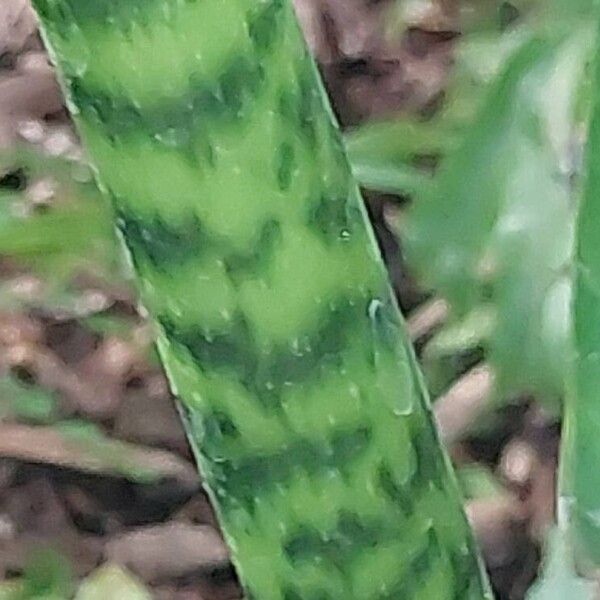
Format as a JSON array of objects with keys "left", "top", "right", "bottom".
[{"left": 32, "top": 0, "right": 492, "bottom": 598}]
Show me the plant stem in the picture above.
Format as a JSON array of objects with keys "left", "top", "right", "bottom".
[{"left": 32, "top": 0, "right": 492, "bottom": 597}]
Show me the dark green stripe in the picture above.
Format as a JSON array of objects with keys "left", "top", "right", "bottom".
[
  {"left": 66, "top": 0, "right": 289, "bottom": 144},
  {"left": 413, "top": 528, "right": 442, "bottom": 577},
  {"left": 381, "top": 528, "right": 442, "bottom": 599},
  {"left": 410, "top": 421, "right": 446, "bottom": 491},
  {"left": 224, "top": 219, "right": 282, "bottom": 282},
  {"left": 283, "top": 528, "right": 483, "bottom": 600},
  {"left": 40, "top": 0, "right": 288, "bottom": 33},
  {"left": 118, "top": 191, "right": 365, "bottom": 278},
  {"left": 307, "top": 193, "right": 359, "bottom": 242},
  {"left": 116, "top": 210, "right": 208, "bottom": 269},
  {"left": 34, "top": 0, "right": 158, "bottom": 27},
  {"left": 278, "top": 58, "right": 322, "bottom": 147},
  {"left": 377, "top": 463, "right": 415, "bottom": 517},
  {"left": 284, "top": 511, "right": 392, "bottom": 568},
  {"left": 379, "top": 418, "right": 451, "bottom": 515},
  {"left": 449, "top": 550, "right": 484, "bottom": 600},
  {"left": 117, "top": 209, "right": 281, "bottom": 277},
  {"left": 282, "top": 590, "right": 329, "bottom": 600},
  {"left": 159, "top": 299, "right": 367, "bottom": 401},
  {"left": 248, "top": 0, "right": 285, "bottom": 51},
  {"left": 282, "top": 527, "right": 445, "bottom": 600},
  {"left": 70, "top": 53, "right": 265, "bottom": 146},
  {"left": 201, "top": 426, "right": 373, "bottom": 512},
  {"left": 160, "top": 314, "right": 258, "bottom": 385},
  {"left": 276, "top": 142, "right": 295, "bottom": 191},
  {"left": 204, "top": 410, "right": 239, "bottom": 441}
]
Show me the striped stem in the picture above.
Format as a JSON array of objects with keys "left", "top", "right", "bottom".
[{"left": 32, "top": 1, "right": 492, "bottom": 598}]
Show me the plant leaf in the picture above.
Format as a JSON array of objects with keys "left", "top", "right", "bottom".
[
  {"left": 405, "top": 29, "right": 593, "bottom": 399},
  {"left": 423, "top": 305, "right": 496, "bottom": 361},
  {"left": 526, "top": 529, "right": 597, "bottom": 600},
  {"left": 18, "top": 549, "right": 74, "bottom": 600},
  {"left": 344, "top": 22, "right": 532, "bottom": 196},
  {"left": 457, "top": 464, "right": 507, "bottom": 500},
  {"left": 0, "top": 149, "right": 127, "bottom": 314},
  {"left": 563, "top": 16, "right": 600, "bottom": 568},
  {"left": 74, "top": 564, "right": 151, "bottom": 600},
  {"left": 0, "top": 582, "right": 22, "bottom": 600},
  {"left": 0, "top": 375, "right": 58, "bottom": 424}
]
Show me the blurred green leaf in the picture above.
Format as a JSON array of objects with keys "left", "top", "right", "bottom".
[
  {"left": 527, "top": 529, "right": 596, "bottom": 600},
  {"left": 0, "top": 376, "right": 58, "bottom": 424},
  {"left": 348, "top": 159, "right": 433, "bottom": 197},
  {"left": 52, "top": 420, "right": 194, "bottom": 484},
  {"left": 0, "top": 193, "right": 119, "bottom": 284},
  {"left": 345, "top": 20, "right": 533, "bottom": 196},
  {"left": 420, "top": 306, "right": 494, "bottom": 402},
  {"left": 405, "top": 28, "right": 593, "bottom": 399},
  {"left": 0, "top": 581, "right": 23, "bottom": 600},
  {"left": 423, "top": 305, "right": 496, "bottom": 361},
  {"left": 82, "top": 313, "right": 136, "bottom": 339},
  {"left": 346, "top": 119, "right": 459, "bottom": 166},
  {"left": 345, "top": 119, "right": 452, "bottom": 195},
  {"left": 422, "top": 347, "right": 483, "bottom": 398},
  {"left": 17, "top": 549, "right": 74, "bottom": 600},
  {"left": 347, "top": 2, "right": 598, "bottom": 404},
  {"left": 384, "top": 0, "right": 536, "bottom": 41},
  {"left": 0, "top": 200, "right": 112, "bottom": 265},
  {"left": 563, "top": 20, "right": 600, "bottom": 569},
  {"left": 457, "top": 464, "right": 507, "bottom": 500},
  {"left": 75, "top": 564, "right": 151, "bottom": 600},
  {"left": 0, "top": 149, "right": 127, "bottom": 314}
]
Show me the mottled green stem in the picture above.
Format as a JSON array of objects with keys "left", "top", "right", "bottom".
[{"left": 32, "top": 1, "right": 491, "bottom": 598}]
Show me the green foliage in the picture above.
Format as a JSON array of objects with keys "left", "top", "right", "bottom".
[
  {"left": 346, "top": 17, "right": 532, "bottom": 197},
  {"left": 457, "top": 464, "right": 507, "bottom": 500},
  {"left": 17, "top": 550, "right": 74, "bottom": 600},
  {"left": 81, "top": 313, "right": 136, "bottom": 339},
  {"left": 526, "top": 529, "right": 597, "bottom": 600},
  {"left": 0, "top": 376, "right": 58, "bottom": 424},
  {"left": 562, "top": 17, "right": 600, "bottom": 568},
  {"left": 74, "top": 565, "right": 151, "bottom": 600},
  {"left": 348, "top": 0, "right": 600, "bottom": 588},
  {"left": 348, "top": 13, "right": 596, "bottom": 404},
  {"left": 0, "top": 150, "right": 125, "bottom": 314},
  {"left": 0, "top": 583, "right": 22, "bottom": 600},
  {"left": 422, "top": 305, "right": 494, "bottom": 362},
  {"left": 0, "top": 560, "right": 152, "bottom": 600},
  {"left": 406, "top": 31, "right": 590, "bottom": 400}
]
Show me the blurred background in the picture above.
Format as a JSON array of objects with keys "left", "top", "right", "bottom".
[{"left": 0, "top": 0, "right": 590, "bottom": 598}]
